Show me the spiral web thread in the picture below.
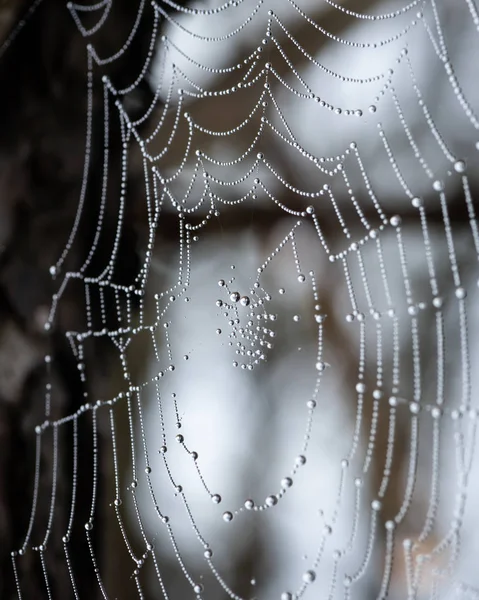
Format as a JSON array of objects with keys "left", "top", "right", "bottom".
[{"left": 9, "top": 0, "right": 479, "bottom": 598}]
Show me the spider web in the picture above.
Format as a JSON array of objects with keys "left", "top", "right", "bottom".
[{"left": 8, "top": 0, "right": 479, "bottom": 598}]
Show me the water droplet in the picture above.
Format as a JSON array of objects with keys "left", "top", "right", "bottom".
[
  {"left": 411, "top": 196, "right": 423, "bottom": 208},
  {"left": 230, "top": 292, "right": 240, "bottom": 302},
  {"left": 194, "top": 584, "right": 204, "bottom": 594},
  {"left": 355, "top": 382, "right": 366, "bottom": 393},
  {"left": 455, "top": 287, "right": 467, "bottom": 300},
  {"left": 297, "top": 274, "right": 306, "bottom": 283},
  {"left": 204, "top": 548, "right": 213, "bottom": 558},
  {"left": 433, "top": 180, "right": 444, "bottom": 192},
  {"left": 454, "top": 160, "right": 466, "bottom": 173},
  {"left": 296, "top": 455, "right": 306, "bottom": 466},
  {"left": 390, "top": 215, "right": 401, "bottom": 227},
  {"left": 303, "top": 570, "right": 316, "bottom": 583},
  {"left": 265, "top": 495, "right": 278, "bottom": 507},
  {"left": 245, "top": 499, "right": 254, "bottom": 510},
  {"left": 409, "top": 402, "right": 420, "bottom": 414},
  {"left": 240, "top": 296, "right": 250, "bottom": 307},
  {"left": 281, "top": 477, "right": 293, "bottom": 488},
  {"left": 218, "top": 280, "right": 225, "bottom": 287},
  {"left": 212, "top": 494, "right": 222, "bottom": 504},
  {"left": 223, "top": 511, "right": 233, "bottom": 522}
]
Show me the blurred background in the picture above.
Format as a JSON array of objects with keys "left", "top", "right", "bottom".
[{"left": 1, "top": 0, "right": 479, "bottom": 599}]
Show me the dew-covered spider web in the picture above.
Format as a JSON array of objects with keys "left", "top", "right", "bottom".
[{"left": 8, "top": 0, "right": 479, "bottom": 598}]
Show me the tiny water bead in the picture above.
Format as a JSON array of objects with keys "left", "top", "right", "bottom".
[
  {"left": 390, "top": 215, "right": 401, "bottom": 227},
  {"left": 212, "top": 494, "right": 222, "bottom": 504},
  {"left": 303, "top": 570, "right": 316, "bottom": 583},
  {"left": 411, "top": 196, "right": 423, "bottom": 208},
  {"left": 296, "top": 455, "right": 307, "bottom": 466},
  {"left": 223, "top": 511, "right": 233, "bottom": 522}
]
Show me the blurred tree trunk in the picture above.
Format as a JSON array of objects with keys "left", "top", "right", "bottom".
[{"left": 0, "top": 1, "right": 159, "bottom": 597}]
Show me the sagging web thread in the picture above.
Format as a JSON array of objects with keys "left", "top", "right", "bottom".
[{"left": 8, "top": 0, "right": 479, "bottom": 598}]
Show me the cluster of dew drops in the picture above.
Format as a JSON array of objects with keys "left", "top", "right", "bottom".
[{"left": 215, "top": 265, "right": 279, "bottom": 371}]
